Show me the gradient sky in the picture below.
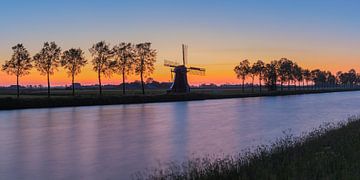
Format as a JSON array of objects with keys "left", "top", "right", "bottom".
[{"left": 0, "top": 0, "right": 360, "bottom": 86}]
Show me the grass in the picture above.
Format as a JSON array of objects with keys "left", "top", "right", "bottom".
[
  {"left": 0, "top": 87, "right": 360, "bottom": 110},
  {"left": 0, "top": 89, "right": 166, "bottom": 97},
  {"left": 134, "top": 117, "right": 360, "bottom": 180}
]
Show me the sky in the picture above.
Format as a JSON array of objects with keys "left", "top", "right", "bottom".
[{"left": 0, "top": 0, "right": 360, "bottom": 86}]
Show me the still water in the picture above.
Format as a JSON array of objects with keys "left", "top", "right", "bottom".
[{"left": 1, "top": 91, "right": 360, "bottom": 179}]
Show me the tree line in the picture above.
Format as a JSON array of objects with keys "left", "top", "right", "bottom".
[
  {"left": 1, "top": 41, "right": 157, "bottom": 97},
  {"left": 234, "top": 58, "right": 360, "bottom": 92}
]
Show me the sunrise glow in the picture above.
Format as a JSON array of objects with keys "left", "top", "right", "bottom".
[{"left": 1, "top": 0, "right": 359, "bottom": 86}]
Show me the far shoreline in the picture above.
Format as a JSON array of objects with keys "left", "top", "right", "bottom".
[{"left": 1, "top": 88, "right": 360, "bottom": 111}]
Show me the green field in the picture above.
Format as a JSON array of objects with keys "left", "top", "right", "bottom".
[{"left": 136, "top": 117, "right": 360, "bottom": 179}]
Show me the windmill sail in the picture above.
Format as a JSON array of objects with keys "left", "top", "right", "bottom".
[
  {"left": 182, "top": 44, "right": 188, "bottom": 65},
  {"left": 164, "top": 44, "right": 206, "bottom": 93},
  {"left": 188, "top": 67, "right": 206, "bottom": 76}
]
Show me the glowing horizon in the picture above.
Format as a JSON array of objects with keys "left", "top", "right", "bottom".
[{"left": 1, "top": 0, "right": 359, "bottom": 86}]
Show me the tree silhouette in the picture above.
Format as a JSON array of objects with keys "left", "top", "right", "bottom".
[
  {"left": 33, "top": 42, "right": 61, "bottom": 97},
  {"left": 325, "top": 71, "right": 336, "bottom": 88},
  {"left": 263, "top": 60, "right": 279, "bottom": 91},
  {"left": 311, "top": 69, "right": 327, "bottom": 89},
  {"left": 278, "top": 58, "right": 293, "bottom": 91},
  {"left": 348, "top": 69, "right": 357, "bottom": 87},
  {"left": 60, "top": 48, "right": 87, "bottom": 96},
  {"left": 2, "top": 44, "right": 32, "bottom": 98},
  {"left": 234, "top": 59, "right": 250, "bottom": 92},
  {"left": 336, "top": 71, "right": 342, "bottom": 86},
  {"left": 112, "top": 42, "right": 136, "bottom": 95},
  {"left": 252, "top": 60, "right": 265, "bottom": 92},
  {"left": 249, "top": 65, "right": 256, "bottom": 92},
  {"left": 338, "top": 69, "right": 357, "bottom": 87},
  {"left": 303, "top": 69, "right": 311, "bottom": 89},
  {"left": 293, "top": 64, "right": 303, "bottom": 89},
  {"left": 234, "top": 58, "right": 360, "bottom": 92},
  {"left": 135, "top": 42, "right": 157, "bottom": 95},
  {"left": 89, "top": 41, "right": 113, "bottom": 95}
]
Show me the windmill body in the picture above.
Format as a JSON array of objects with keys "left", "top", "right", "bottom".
[
  {"left": 170, "top": 65, "right": 190, "bottom": 93},
  {"left": 164, "top": 45, "right": 205, "bottom": 93}
]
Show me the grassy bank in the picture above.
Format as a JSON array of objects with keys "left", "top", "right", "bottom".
[
  {"left": 0, "top": 88, "right": 360, "bottom": 110},
  {"left": 135, "top": 117, "right": 360, "bottom": 179}
]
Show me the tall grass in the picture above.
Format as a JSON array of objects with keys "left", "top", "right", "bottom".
[{"left": 134, "top": 117, "right": 360, "bottom": 179}]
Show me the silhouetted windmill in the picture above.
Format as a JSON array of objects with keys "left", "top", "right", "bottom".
[{"left": 164, "top": 44, "right": 206, "bottom": 93}]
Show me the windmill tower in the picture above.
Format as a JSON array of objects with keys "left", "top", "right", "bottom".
[{"left": 164, "top": 44, "right": 206, "bottom": 93}]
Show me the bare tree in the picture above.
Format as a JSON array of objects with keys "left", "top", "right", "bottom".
[
  {"left": 61, "top": 48, "right": 87, "bottom": 96},
  {"left": 33, "top": 42, "right": 61, "bottom": 97},
  {"left": 113, "top": 42, "right": 136, "bottom": 95},
  {"left": 2, "top": 44, "right": 32, "bottom": 98},
  {"left": 234, "top": 59, "right": 250, "bottom": 92},
  {"left": 89, "top": 41, "right": 113, "bottom": 95},
  {"left": 135, "top": 42, "right": 157, "bottom": 95}
]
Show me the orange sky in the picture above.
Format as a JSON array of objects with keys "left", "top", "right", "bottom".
[
  {"left": 0, "top": 43, "right": 359, "bottom": 87},
  {"left": 1, "top": 1, "right": 360, "bottom": 86}
]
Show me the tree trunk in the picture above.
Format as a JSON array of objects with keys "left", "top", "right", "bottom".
[
  {"left": 141, "top": 71, "right": 145, "bottom": 95},
  {"left": 302, "top": 80, "right": 305, "bottom": 90},
  {"left": 122, "top": 69, "right": 126, "bottom": 95},
  {"left": 281, "top": 82, "right": 283, "bottom": 91},
  {"left": 242, "top": 78, "right": 245, "bottom": 93},
  {"left": 140, "top": 57, "right": 145, "bottom": 95},
  {"left": 16, "top": 75, "right": 19, "bottom": 98},
  {"left": 251, "top": 77, "right": 254, "bottom": 92},
  {"left": 98, "top": 70, "right": 102, "bottom": 95},
  {"left": 259, "top": 73, "right": 262, "bottom": 93},
  {"left": 72, "top": 74, "right": 75, "bottom": 96},
  {"left": 47, "top": 72, "right": 50, "bottom": 98}
]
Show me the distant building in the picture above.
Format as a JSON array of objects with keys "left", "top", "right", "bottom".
[
  {"left": 70, "top": 83, "right": 82, "bottom": 89},
  {"left": 199, "top": 83, "right": 218, "bottom": 89},
  {"left": 8, "top": 85, "right": 25, "bottom": 89}
]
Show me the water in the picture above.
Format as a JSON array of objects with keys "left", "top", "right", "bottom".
[{"left": 1, "top": 91, "right": 360, "bottom": 179}]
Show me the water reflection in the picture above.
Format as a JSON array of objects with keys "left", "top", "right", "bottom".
[{"left": 1, "top": 91, "right": 360, "bottom": 179}]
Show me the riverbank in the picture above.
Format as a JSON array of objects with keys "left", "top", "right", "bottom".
[
  {"left": 136, "top": 117, "right": 360, "bottom": 179},
  {"left": 1, "top": 88, "right": 360, "bottom": 110}
]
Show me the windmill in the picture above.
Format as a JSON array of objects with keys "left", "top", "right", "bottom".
[{"left": 164, "top": 44, "right": 206, "bottom": 93}]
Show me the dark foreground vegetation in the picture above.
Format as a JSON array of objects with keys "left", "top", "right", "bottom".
[
  {"left": 0, "top": 87, "right": 359, "bottom": 110},
  {"left": 135, "top": 117, "right": 360, "bottom": 179}
]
